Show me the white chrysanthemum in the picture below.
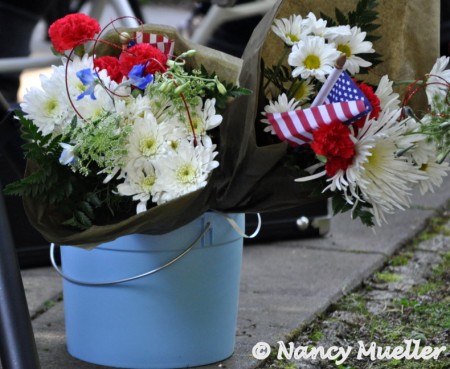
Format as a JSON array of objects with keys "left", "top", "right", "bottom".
[
  {"left": 375, "top": 75, "right": 400, "bottom": 110},
  {"left": 426, "top": 56, "right": 450, "bottom": 108},
  {"left": 333, "top": 26, "right": 374, "bottom": 75},
  {"left": 152, "top": 137, "right": 219, "bottom": 204},
  {"left": 417, "top": 157, "right": 449, "bottom": 194},
  {"left": 116, "top": 160, "right": 157, "bottom": 214},
  {"left": 271, "top": 14, "right": 310, "bottom": 45},
  {"left": 64, "top": 55, "right": 114, "bottom": 106},
  {"left": 288, "top": 36, "right": 340, "bottom": 82},
  {"left": 148, "top": 93, "right": 174, "bottom": 122},
  {"left": 189, "top": 98, "right": 223, "bottom": 136},
  {"left": 261, "top": 93, "right": 301, "bottom": 135},
  {"left": 115, "top": 94, "right": 153, "bottom": 126},
  {"left": 125, "top": 112, "right": 170, "bottom": 164},
  {"left": 74, "top": 84, "right": 115, "bottom": 121},
  {"left": 163, "top": 127, "right": 190, "bottom": 153},
  {"left": 20, "top": 72, "right": 71, "bottom": 136},
  {"left": 64, "top": 54, "right": 94, "bottom": 72},
  {"left": 304, "top": 12, "right": 351, "bottom": 39},
  {"left": 325, "top": 108, "right": 427, "bottom": 226},
  {"left": 397, "top": 124, "right": 431, "bottom": 167}
]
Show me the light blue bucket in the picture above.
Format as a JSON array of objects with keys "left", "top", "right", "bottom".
[{"left": 55, "top": 212, "right": 244, "bottom": 369}]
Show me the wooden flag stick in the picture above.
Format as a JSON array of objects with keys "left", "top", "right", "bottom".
[{"left": 311, "top": 54, "right": 347, "bottom": 107}]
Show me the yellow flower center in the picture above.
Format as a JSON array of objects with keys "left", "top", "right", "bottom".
[
  {"left": 287, "top": 33, "right": 299, "bottom": 43},
  {"left": 190, "top": 116, "right": 203, "bottom": 134},
  {"left": 44, "top": 98, "right": 58, "bottom": 114},
  {"left": 364, "top": 149, "right": 379, "bottom": 169},
  {"left": 176, "top": 164, "right": 196, "bottom": 184},
  {"left": 77, "top": 82, "right": 86, "bottom": 92},
  {"left": 168, "top": 140, "right": 179, "bottom": 151},
  {"left": 294, "top": 82, "right": 311, "bottom": 101},
  {"left": 139, "top": 137, "right": 157, "bottom": 157},
  {"left": 337, "top": 44, "right": 352, "bottom": 58},
  {"left": 420, "top": 163, "right": 428, "bottom": 171},
  {"left": 141, "top": 175, "right": 155, "bottom": 192},
  {"left": 304, "top": 54, "right": 321, "bottom": 70},
  {"left": 363, "top": 142, "right": 391, "bottom": 173}
]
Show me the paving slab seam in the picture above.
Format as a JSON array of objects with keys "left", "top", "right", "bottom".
[
  {"left": 30, "top": 292, "right": 63, "bottom": 321},
  {"left": 285, "top": 244, "right": 396, "bottom": 257}
]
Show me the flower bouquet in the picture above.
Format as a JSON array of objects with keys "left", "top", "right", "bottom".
[
  {"left": 233, "top": 0, "right": 449, "bottom": 227},
  {"left": 4, "top": 14, "right": 256, "bottom": 246}
]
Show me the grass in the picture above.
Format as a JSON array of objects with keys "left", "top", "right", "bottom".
[
  {"left": 373, "top": 272, "right": 402, "bottom": 283},
  {"left": 258, "top": 208, "right": 450, "bottom": 369}
]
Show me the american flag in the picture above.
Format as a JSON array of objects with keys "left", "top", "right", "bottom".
[
  {"left": 266, "top": 71, "right": 372, "bottom": 146},
  {"left": 132, "top": 32, "right": 175, "bottom": 57}
]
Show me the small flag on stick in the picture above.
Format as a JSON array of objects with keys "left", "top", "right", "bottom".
[
  {"left": 267, "top": 100, "right": 367, "bottom": 146},
  {"left": 266, "top": 56, "right": 372, "bottom": 146},
  {"left": 133, "top": 32, "right": 175, "bottom": 56}
]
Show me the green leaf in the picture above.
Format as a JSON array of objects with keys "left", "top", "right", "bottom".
[
  {"left": 332, "top": 195, "right": 352, "bottom": 215},
  {"left": 75, "top": 210, "right": 92, "bottom": 228},
  {"left": 79, "top": 201, "right": 95, "bottom": 220},
  {"left": 335, "top": 8, "right": 348, "bottom": 25},
  {"left": 86, "top": 192, "right": 102, "bottom": 207}
]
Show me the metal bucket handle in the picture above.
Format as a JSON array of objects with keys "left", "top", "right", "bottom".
[{"left": 50, "top": 212, "right": 261, "bottom": 287}]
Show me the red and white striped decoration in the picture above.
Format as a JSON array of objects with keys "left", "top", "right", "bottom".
[
  {"left": 133, "top": 32, "right": 174, "bottom": 56},
  {"left": 266, "top": 100, "right": 367, "bottom": 146}
]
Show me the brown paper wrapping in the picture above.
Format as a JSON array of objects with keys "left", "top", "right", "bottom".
[{"left": 262, "top": 0, "right": 440, "bottom": 108}]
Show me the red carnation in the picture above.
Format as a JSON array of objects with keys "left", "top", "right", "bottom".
[
  {"left": 48, "top": 13, "right": 101, "bottom": 53},
  {"left": 354, "top": 81, "right": 381, "bottom": 129},
  {"left": 119, "top": 44, "right": 167, "bottom": 77},
  {"left": 310, "top": 121, "right": 355, "bottom": 177},
  {"left": 94, "top": 56, "right": 123, "bottom": 83}
]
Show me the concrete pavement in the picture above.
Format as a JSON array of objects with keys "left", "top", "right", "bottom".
[{"left": 10, "top": 178, "right": 449, "bottom": 369}]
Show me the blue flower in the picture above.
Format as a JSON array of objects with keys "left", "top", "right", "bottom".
[
  {"left": 76, "top": 68, "right": 97, "bottom": 100},
  {"left": 59, "top": 143, "right": 77, "bottom": 166},
  {"left": 128, "top": 64, "right": 154, "bottom": 90}
]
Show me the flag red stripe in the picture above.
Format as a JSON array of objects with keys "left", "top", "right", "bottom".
[
  {"left": 267, "top": 101, "right": 367, "bottom": 146},
  {"left": 341, "top": 101, "right": 353, "bottom": 119},
  {"left": 284, "top": 111, "right": 311, "bottom": 143}
]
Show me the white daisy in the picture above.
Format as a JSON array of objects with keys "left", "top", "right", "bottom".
[
  {"left": 271, "top": 14, "right": 310, "bottom": 45},
  {"left": 261, "top": 93, "right": 301, "bottom": 135},
  {"left": 304, "top": 12, "right": 351, "bottom": 39},
  {"left": 325, "top": 109, "right": 427, "bottom": 225},
  {"left": 375, "top": 75, "right": 400, "bottom": 110},
  {"left": 425, "top": 56, "right": 450, "bottom": 108},
  {"left": 333, "top": 26, "right": 374, "bottom": 75},
  {"left": 288, "top": 36, "right": 340, "bottom": 82},
  {"left": 293, "top": 78, "right": 314, "bottom": 101},
  {"left": 152, "top": 137, "right": 219, "bottom": 204}
]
